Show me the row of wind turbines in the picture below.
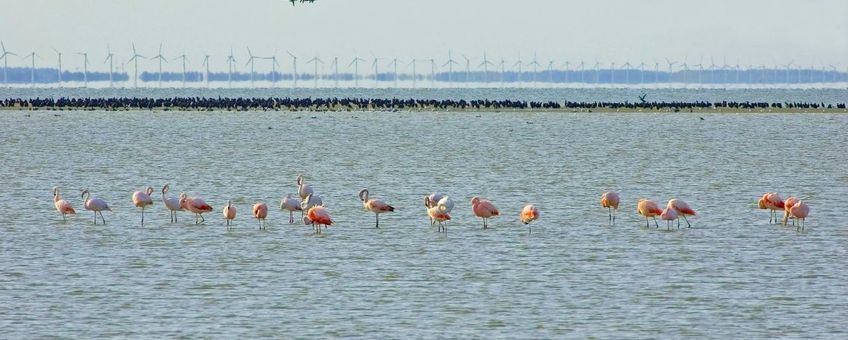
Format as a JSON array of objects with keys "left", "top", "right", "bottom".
[{"left": 1, "top": 42, "right": 846, "bottom": 89}]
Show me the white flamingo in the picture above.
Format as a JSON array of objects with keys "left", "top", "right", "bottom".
[
  {"left": 161, "top": 184, "right": 183, "bottom": 223},
  {"left": 131, "top": 186, "right": 154, "bottom": 226},
  {"left": 297, "top": 175, "right": 314, "bottom": 200},
  {"left": 280, "top": 194, "right": 302, "bottom": 224},
  {"left": 81, "top": 189, "right": 111, "bottom": 225}
]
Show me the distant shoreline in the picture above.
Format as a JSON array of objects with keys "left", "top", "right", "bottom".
[{"left": 2, "top": 97, "right": 846, "bottom": 113}]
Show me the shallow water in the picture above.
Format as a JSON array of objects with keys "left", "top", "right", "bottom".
[{"left": 1, "top": 109, "right": 847, "bottom": 338}]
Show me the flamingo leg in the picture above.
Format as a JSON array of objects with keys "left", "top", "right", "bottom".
[
  {"left": 141, "top": 206, "right": 145, "bottom": 226},
  {"left": 200, "top": 214, "right": 205, "bottom": 224},
  {"left": 645, "top": 216, "right": 649, "bottom": 228},
  {"left": 99, "top": 211, "right": 106, "bottom": 224},
  {"left": 62, "top": 213, "right": 66, "bottom": 222},
  {"left": 94, "top": 211, "right": 98, "bottom": 225},
  {"left": 682, "top": 215, "right": 691, "bottom": 228},
  {"left": 375, "top": 213, "right": 380, "bottom": 228},
  {"left": 608, "top": 207, "right": 612, "bottom": 225},
  {"left": 613, "top": 208, "right": 616, "bottom": 225},
  {"left": 653, "top": 216, "right": 659, "bottom": 228}
]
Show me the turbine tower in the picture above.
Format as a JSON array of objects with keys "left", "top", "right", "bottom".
[
  {"left": 331, "top": 56, "right": 338, "bottom": 88},
  {"left": 51, "top": 47, "right": 63, "bottom": 87},
  {"left": 23, "top": 51, "right": 37, "bottom": 87},
  {"left": 0, "top": 41, "right": 17, "bottom": 87},
  {"left": 287, "top": 51, "right": 298, "bottom": 88},
  {"left": 665, "top": 59, "right": 676, "bottom": 85},
  {"left": 525, "top": 52, "right": 540, "bottom": 86},
  {"left": 498, "top": 59, "right": 505, "bottom": 87},
  {"left": 150, "top": 43, "right": 167, "bottom": 88},
  {"left": 461, "top": 54, "right": 472, "bottom": 86},
  {"left": 370, "top": 53, "right": 382, "bottom": 87},
  {"left": 128, "top": 44, "right": 145, "bottom": 88},
  {"left": 77, "top": 52, "right": 89, "bottom": 88},
  {"left": 201, "top": 54, "right": 210, "bottom": 87},
  {"left": 512, "top": 53, "right": 523, "bottom": 87},
  {"left": 388, "top": 57, "right": 399, "bottom": 88},
  {"left": 173, "top": 51, "right": 189, "bottom": 88},
  {"left": 479, "top": 52, "right": 493, "bottom": 84},
  {"left": 268, "top": 54, "right": 280, "bottom": 86},
  {"left": 408, "top": 58, "right": 417, "bottom": 89},
  {"left": 428, "top": 58, "right": 436, "bottom": 88},
  {"left": 104, "top": 45, "right": 115, "bottom": 87},
  {"left": 226, "top": 48, "right": 237, "bottom": 88},
  {"left": 306, "top": 55, "right": 323, "bottom": 88},
  {"left": 245, "top": 48, "right": 257, "bottom": 88},
  {"left": 442, "top": 50, "right": 458, "bottom": 85},
  {"left": 348, "top": 56, "right": 364, "bottom": 88},
  {"left": 561, "top": 61, "right": 570, "bottom": 83}
]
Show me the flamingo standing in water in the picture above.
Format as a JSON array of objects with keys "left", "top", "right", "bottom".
[
  {"left": 301, "top": 193, "right": 323, "bottom": 213},
  {"left": 427, "top": 199, "right": 452, "bottom": 232},
  {"left": 667, "top": 199, "right": 696, "bottom": 228},
  {"left": 520, "top": 204, "right": 540, "bottom": 233},
  {"left": 161, "top": 184, "right": 183, "bottom": 223},
  {"left": 81, "top": 189, "right": 111, "bottom": 225},
  {"left": 758, "top": 192, "right": 785, "bottom": 224},
  {"left": 306, "top": 205, "right": 333, "bottom": 234},
  {"left": 359, "top": 188, "right": 395, "bottom": 228},
  {"left": 660, "top": 206, "right": 678, "bottom": 230},
  {"left": 789, "top": 200, "right": 810, "bottom": 231},
  {"left": 222, "top": 200, "right": 236, "bottom": 228},
  {"left": 180, "top": 192, "right": 214, "bottom": 224},
  {"left": 782, "top": 196, "right": 799, "bottom": 226},
  {"left": 424, "top": 193, "right": 445, "bottom": 225},
  {"left": 297, "top": 175, "right": 313, "bottom": 200},
  {"left": 637, "top": 199, "right": 662, "bottom": 228},
  {"left": 600, "top": 191, "right": 620, "bottom": 225},
  {"left": 52, "top": 186, "right": 76, "bottom": 222},
  {"left": 471, "top": 196, "right": 499, "bottom": 229},
  {"left": 253, "top": 202, "right": 268, "bottom": 230},
  {"left": 132, "top": 186, "right": 154, "bottom": 226},
  {"left": 280, "top": 194, "right": 302, "bottom": 224}
]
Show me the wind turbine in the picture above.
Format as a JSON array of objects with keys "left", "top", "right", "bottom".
[
  {"left": 579, "top": 60, "right": 585, "bottom": 83},
  {"left": 526, "top": 52, "right": 540, "bottom": 86},
  {"left": 622, "top": 62, "right": 632, "bottom": 84},
  {"left": 561, "top": 61, "right": 570, "bottom": 83},
  {"left": 77, "top": 52, "right": 89, "bottom": 88},
  {"left": 461, "top": 54, "right": 471, "bottom": 86},
  {"left": 226, "top": 48, "right": 237, "bottom": 88},
  {"left": 128, "top": 44, "right": 144, "bottom": 88},
  {"left": 150, "top": 43, "right": 167, "bottom": 88},
  {"left": 371, "top": 53, "right": 382, "bottom": 87},
  {"left": 498, "top": 59, "right": 506, "bottom": 87},
  {"left": 665, "top": 59, "right": 676, "bottom": 85},
  {"left": 408, "top": 58, "right": 417, "bottom": 89},
  {"left": 348, "top": 56, "right": 364, "bottom": 88},
  {"left": 104, "top": 45, "right": 115, "bottom": 87},
  {"left": 173, "top": 51, "right": 189, "bottom": 88},
  {"left": 201, "top": 54, "right": 211, "bottom": 87},
  {"left": 245, "top": 47, "right": 257, "bottom": 88},
  {"left": 428, "top": 58, "right": 436, "bottom": 88},
  {"left": 306, "top": 55, "right": 323, "bottom": 88},
  {"left": 512, "top": 53, "right": 523, "bottom": 87},
  {"left": 387, "top": 57, "right": 400, "bottom": 88},
  {"left": 0, "top": 41, "right": 16, "bottom": 87},
  {"left": 287, "top": 51, "right": 298, "bottom": 88},
  {"left": 546, "top": 60, "right": 554, "bottom": 84},
  {"left": 609, "top": 61, "right": 615, "bottom": 85},
  {"left": 593, "top": 61, "right": 600, "bottom": 85},
  {"left": 268, "top": 54, "right": 280, "bottom": 86},
  {"left": 23, "top": 51, "right": 37, "bottom": 87},
  {"left": 442, "top": 50, "right": 458, "bottom": 85},
  {"left": 654, "top": 62, "right": 660, "bottom": 84},
  {"left": 479, "top": 52, "right": 493, "bottom": 84},
  {"left": 51, "top": 47, "right": 62, "bottom": 87},
  {"left": 637, "top": 61, "right": 645, "bottom": 84},
  {"left": 331, "top": 56, "right": 338, "bottom": 88}
]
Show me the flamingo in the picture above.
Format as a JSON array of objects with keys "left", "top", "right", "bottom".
[
  {"left": 600, "top": 191, "right": 620, "bottom": 225},
  {"left": 81, "top": 189, "right": 111, "bottom": 225},
  {"left": 782, "top": 196, "right": 799, "bottom": 226},
  {"left": 424, "top": 192, "right": 445, "bottom": 225},
  {"left": 520, "top": 204, "right": 540, "bottom": 233},
  {"left": 280, "top": 194, "right": 302, "bottom": 224},
  {"left": 253, "top": 202, "right": 268, "bottom": 230},
  {"left": 471, "top": 196, "right": 499, "bottom": 229},
  {"left": 222, "top": 200, "right": 236, "bottom": 228},
  {"left": 789, "top": 200, "right": 810, "bottom": 231},
  {"left": 660, "top": 206, "right": 678, "bottom": 230},
  {"left": 437, "top": 196, "right": 455, "bottom": 214},
  {"left": 759, "top": 192, "right": 785, "bottom": 224},
  {"left": 179, "top": 192, "right": 214, "bottom": 224},
  {"left": 132, "top": 186, "right": 154, "bottom": 226},
  {"left": 427, "top": 202, "right": 452, "bottom": 232},
  {"left": 297, "top": 175, "right": 313, "bottom": 200},
  {"left": 637, "top": 199, "right": 662, "bottom": 228},
  {"left": 52, "top": 186, "right": 76, "bottom": 222},
  {"left": 301, "top": 193, "right": 323, "bottom": 212},
  {"left": 306, "top": 205, "right": 333, "bottom": 234},
  {"left": 667, "top": 199, "right": 696, "bottom": 228},
  {"left": 359, "top": 188, "right": 395, "bottom": 228},
  {"left": 161, "top": 184, "right": 183, "bottom": 223}
]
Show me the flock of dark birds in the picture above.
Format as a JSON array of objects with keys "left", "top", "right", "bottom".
[{"left": 3, "top": 97, "right": 845, "bottom": 111}]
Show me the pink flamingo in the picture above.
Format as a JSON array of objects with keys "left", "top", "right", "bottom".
[
  {"left": 52, "top": 186, "right": 76, "bottom": 222},
  {"left": 789, "top": 200, "right": 810, "bottom": 231},
  {"left": 520, "top": 204, "right": 540, "bottom": 233},
  {"left": 132, "top": 186, "right": 154, "bottom": 226},
  {"left": 222, "top": 200, "right": 236, "bottom": 228},
  {"left": 667, "top": 199, "right": 696, "bottom": 228},
  {"left": 600, "top": 191, "right": 620, "bottom": 225},
  {"left": 471, "top": 196, "right": 499, "bottom": 229},
  {"left": 179, "top": 192, "right": 214, "bottom": 224},
  {"left": 782, "top": 196, "right": 799, "bottom": 226},
  {"left": 424, "top": 192, "right": 445, "bottom": 225},
  {"left": 759, "top": 192, "right": 785, "bottom": 224},
  {"left": 660, "top": 206, "right": 678, "bottom": 230},
  {"left": 297, "top": 175, "right": 313, "bottom": 200},
  {"left": 253, "top": 202, "right": 269, "bottom": 230},
  {"left": 280, "top": 194, "right": 302, "bottom": 224},
  {"left": 306, "top": 205, "right": 333, "bottom": 234},
  {"left": 161, "top": 184, "right": 183, "bottom": 223},
  {"left": 81, "top": 189, "right": 111, "bottom": 225},
  {"left": 427, "top": 200, "right": 452, "bottom": 232},
  {"left": 637, "top": 199, "right": 662, "bottom": 228},
  {"left": 359, "top": 188, "right": 395, "bottom": 228}
]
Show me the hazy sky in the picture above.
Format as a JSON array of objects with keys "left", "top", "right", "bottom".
[{"left": 2, "top": 0, "right": 846, "bottom": 71}]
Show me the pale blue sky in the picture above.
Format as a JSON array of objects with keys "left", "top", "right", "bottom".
[{"left": 1, "top": 0, "right": 846, "bottom": 71}]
